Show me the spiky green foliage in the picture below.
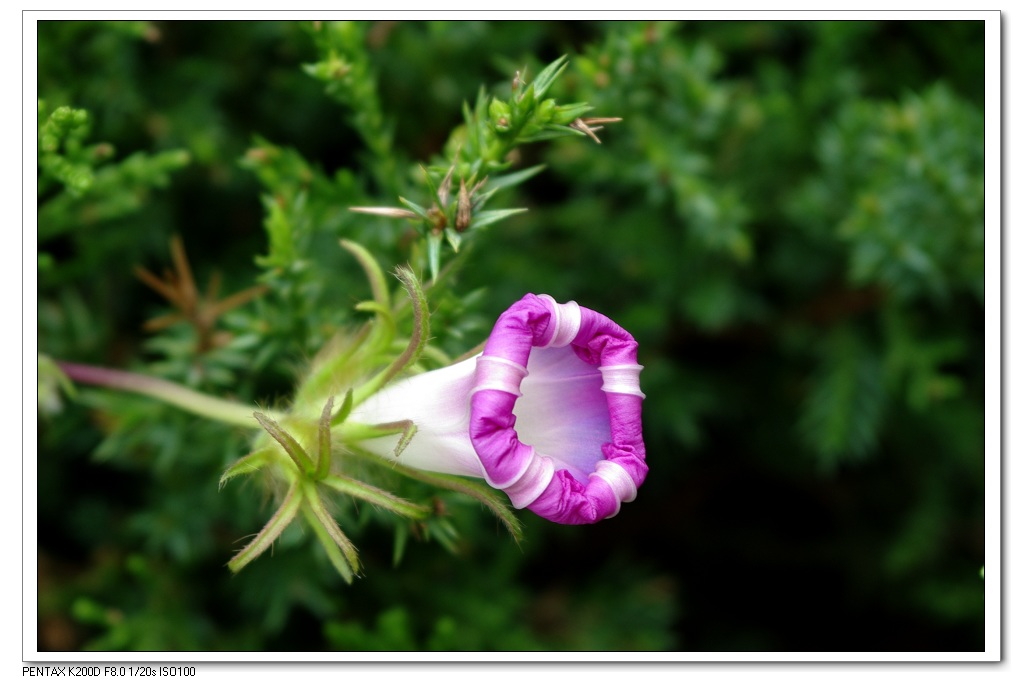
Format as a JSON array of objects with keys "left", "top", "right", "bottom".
[{"left": 37, "top": 20, "right": 986, "bottom": 653}]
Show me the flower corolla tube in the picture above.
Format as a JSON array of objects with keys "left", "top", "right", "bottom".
[{"left": 350, "top": 294, "right": 647, "bottom": 524}]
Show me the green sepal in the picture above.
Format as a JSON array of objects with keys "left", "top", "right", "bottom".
[
  {"left": 227, "top": 482, "right": 303, "bottom": 573},
  {"left": 321, "top": 475, "right": 430, "bottom": 520},
  {"left": 330, "top": 388, "right": 355, "bottom": 427},
  {"left": 253, "top": 412, "right": 315, "bottom": 474},
  {"left": 300, "top": 498, "right": 355, "bottom": 584},
  {"left": 337, "top": 419, "right": 417, "bottom": 459},
  {"left": 392, "top": 419, "right": 417, "bottom": 458},
  {"left": 315, "top": 396, "right": 334, "bottom": 480},
  {"left": 358, "top": 458, "right": 524, "bottom": 545},
  {"left": 302, "top": 481, "right": 359, "bottom": 574},
  {"left": 219, "top": 448, "right": 273, "bottom": 489}
]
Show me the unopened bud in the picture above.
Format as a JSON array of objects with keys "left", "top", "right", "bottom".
[{"left": 456, "top": 179, "right": 472, "bottom": 232}]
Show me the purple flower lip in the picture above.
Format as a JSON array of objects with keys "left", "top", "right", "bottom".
[{"left": 350, "top": 293, "right": 647, "bottom": 525}]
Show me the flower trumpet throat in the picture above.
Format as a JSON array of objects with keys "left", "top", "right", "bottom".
[{"left": 351, "top": 294, "right": 647, "bottom": 525}]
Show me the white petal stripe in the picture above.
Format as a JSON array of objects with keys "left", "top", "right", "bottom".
[
  {"left": 537, "top": 294, "right": 581, "bottom": 348},
  {"left": 590, "top": 459, "right": 639, "bottom": 518},
  {"left": 472, "top": 355, "right": 528, "bottom": 397},
  {"left": 598, "top": 364, "right": 646, "bottom": 398},
  {"left": 501, "top": 453, "right": 556, "bottom": 509}
]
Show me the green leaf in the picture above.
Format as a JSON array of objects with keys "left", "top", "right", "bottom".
[
  {"left": 469, "top": 208, "right": 528, "bottom": 230},
  {"left": 799, "top": 328, "right": 887, "bottom": 470},
  {"left": 392, "top": 523, "right": 410, "bottom": 567},
  {"left": 444, "top": 227, "right": 462, "bottom": 253},
  {"left": 426, "top": 231, "right": 443, "bottom": 283},
  {"left": 531, "top": 55, "right": 569, "bottom": 100},
  {"left": 550, "top": 102, "right": 595, "bottom": 125},
  {"left": 397, "top": 196, "right": 433, "bottom": 222},
  {"left": 340, "top": 238, "right": 391, "bottom": 310},
  {"left": 516, "top": 125, "right": 586, "bottom": 144},
  {"left": 484, "top": 164, "right": 546, "bottom": 193}
]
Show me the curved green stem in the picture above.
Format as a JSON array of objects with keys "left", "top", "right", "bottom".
[{"left": 56, "top": 360, "right": 278, "bottom": 428}]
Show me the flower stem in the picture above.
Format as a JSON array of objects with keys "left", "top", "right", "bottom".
[{"left": 56, "top": 360, "right": 274, "bottom": 428}]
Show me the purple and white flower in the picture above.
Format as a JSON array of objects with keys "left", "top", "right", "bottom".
[{"left": 351, "top": 293, "right": 647, "bottom": 524}]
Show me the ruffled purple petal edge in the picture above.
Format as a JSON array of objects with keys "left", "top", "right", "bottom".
[{"left": 469, "top": 293, "right": 648, "bottom": 524}]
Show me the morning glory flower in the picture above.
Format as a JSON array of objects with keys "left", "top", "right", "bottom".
[{"left": 350, "top": 293, "right": 647, "bottom": 524}]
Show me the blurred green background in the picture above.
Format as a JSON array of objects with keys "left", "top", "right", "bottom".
[{"left": 37, "top": 20, "right": 985, "bottom": 652}]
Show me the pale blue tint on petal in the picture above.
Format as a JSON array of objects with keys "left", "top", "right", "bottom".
[{"left": 514, "top": 346, "right": 612, "bottom": 481}]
